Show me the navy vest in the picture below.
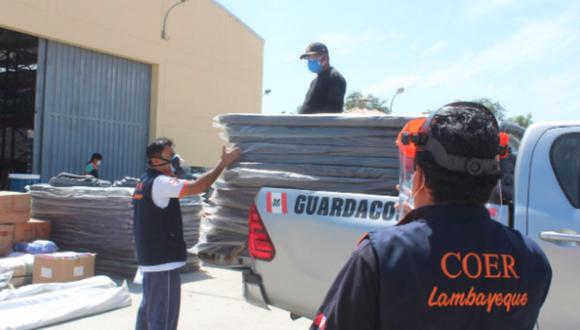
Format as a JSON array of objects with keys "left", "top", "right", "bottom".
[
  {"left": 133, "top": 169, "right": 186, "bottom": 266},
  {"left": 369, "top": 204, "right": 551, "bottom": 330}
]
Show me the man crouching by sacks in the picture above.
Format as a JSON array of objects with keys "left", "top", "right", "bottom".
[
  {"left": 132, "top": 137, "right": 240, "bottom": 330},
  {"left": 310, "top": 102, "right": 552, "bottom": 330}
]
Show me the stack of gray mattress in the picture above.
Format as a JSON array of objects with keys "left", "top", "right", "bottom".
[
  {"left": 29, "top": 184, "right": 202, "bottom": 277},
  {"left": 192, "top": 114, "right": 411, "bottom": 264}
]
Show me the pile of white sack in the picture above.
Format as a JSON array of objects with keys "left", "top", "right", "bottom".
[{"left": 0, "top": 276, "right": 131, "bottom": 330}]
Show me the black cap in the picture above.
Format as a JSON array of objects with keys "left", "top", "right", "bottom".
[{"left": 300, "top": 42, "right": 329, "bottom": 59}]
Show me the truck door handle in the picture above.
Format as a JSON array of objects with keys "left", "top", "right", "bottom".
[{"left": 539, "top": 231, "right": 580, "bottom": 245}]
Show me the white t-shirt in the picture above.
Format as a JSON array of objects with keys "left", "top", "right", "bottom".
[
  {"left": 134, "top": 175, "right": 187, "bottom": 284},
  {"left": 152, "top": 175, "right": 185, "bottom": 208}
]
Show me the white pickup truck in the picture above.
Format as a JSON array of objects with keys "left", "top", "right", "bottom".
[{"left": 242, "top": 121, "right": 580, "bottom": 329}]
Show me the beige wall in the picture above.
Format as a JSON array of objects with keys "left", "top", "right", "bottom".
[{"left": 0, "top": 0, "right": 264, "bottom": 167}]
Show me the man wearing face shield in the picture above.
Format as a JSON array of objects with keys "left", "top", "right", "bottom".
[
  {"left": 132, "top": 137, "right": 240, "bottom": 330},
  {"left": 299, "top": 42, "right": 346, "bottom": 114},
  {"left": 310, "top": 102, "right": 552, "bottom": 330}
]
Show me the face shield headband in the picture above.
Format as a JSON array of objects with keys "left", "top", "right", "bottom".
[{"left": 396, "top": 102, "right": 509, "bottom": 176}]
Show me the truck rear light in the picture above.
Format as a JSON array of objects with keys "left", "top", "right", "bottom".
[{"left": 248, "top": 203, "right": 276, "bottom": 261}]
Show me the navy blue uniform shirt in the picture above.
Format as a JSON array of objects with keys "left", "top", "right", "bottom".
[{"left": 311, "top": 204, "right": 552, "bottom": 330}]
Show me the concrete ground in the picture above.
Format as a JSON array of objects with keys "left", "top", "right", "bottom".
[{"left": 45, "top": 265, "right": 311, "bottom": 330}]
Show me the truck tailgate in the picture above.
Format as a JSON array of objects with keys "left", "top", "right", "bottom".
[{"left": 248, "top": 187, "right": 398, "bottom": 319}]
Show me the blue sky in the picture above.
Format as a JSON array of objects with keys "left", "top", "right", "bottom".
[{"left": 217, "top": 0, "right": 579, "bottom": 122}]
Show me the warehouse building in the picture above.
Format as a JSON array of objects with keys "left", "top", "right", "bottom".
[{"left": 0, "top": 0, "right": 264, "bottom": 186}]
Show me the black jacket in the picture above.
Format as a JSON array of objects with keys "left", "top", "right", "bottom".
[
  {"left": 311, "top": 204, "right": 552, "bottom": 330},
  {"left": 300, "top": 67, "right": 346, "bottom": 114}
]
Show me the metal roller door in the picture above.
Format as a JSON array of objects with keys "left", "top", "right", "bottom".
[{"left": 34, "top": 40, "right": 151, "bottom": 182}]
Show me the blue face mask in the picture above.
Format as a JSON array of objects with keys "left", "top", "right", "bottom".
[{"left": 307, "top": 59, "right": 323, "bottom": 73}]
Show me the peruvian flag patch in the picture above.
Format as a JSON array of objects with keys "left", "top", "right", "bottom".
[
  {"left": 266, "top": 191, "right": 288, "bottom": 214},
  {"left": 312, "top": 312, "right": 327, "bottom": 330}
]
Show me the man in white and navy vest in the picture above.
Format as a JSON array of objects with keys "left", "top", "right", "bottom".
[{"left": 133, "top": 137, "right": 240, "bottom": 330}]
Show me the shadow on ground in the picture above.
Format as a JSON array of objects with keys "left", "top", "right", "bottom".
[{"left": 109, "top": 269, "right": 216, "bottom": 294}]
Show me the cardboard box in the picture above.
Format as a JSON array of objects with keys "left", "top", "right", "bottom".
[
  {"left": 0, "top": 253, "right": 34, "bottom": 277},
  {"left": 0, "top": 225, "right": 14, "bottom": 256},
  {"left": 13, "top": 219, "right": 51, "bottom": 243},
  {"left": 0, "top": 191, "right": 30, "bottom": 224},
  {"left": 33, "top": 252, "right": 96, "bottom": 284},
  {"left": 10, "top": 275, "right": 32, "bottom": 288}
]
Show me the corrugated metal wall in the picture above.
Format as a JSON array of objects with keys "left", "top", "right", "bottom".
[{"left": 34, "top": 40, "right": 151, "bottom": 182}]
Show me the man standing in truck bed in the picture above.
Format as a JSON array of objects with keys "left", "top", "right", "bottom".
[
  {"left": 311, "top": 102, "right": 552, "bottom": 330},
  {"left": 299, "top": 42, "right": 346, "bottom": 114}
]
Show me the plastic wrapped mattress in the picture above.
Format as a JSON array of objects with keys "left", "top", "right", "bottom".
[
  {"left": 29, "top": 184, "right": 202, "bottom": 277},
  {"left": 192, "top": 113, "right": 411, "bottom": 264}
]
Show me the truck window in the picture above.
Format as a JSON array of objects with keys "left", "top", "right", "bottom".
[{"left": 550, "top": 133, "right": 580, "bottom": 208}]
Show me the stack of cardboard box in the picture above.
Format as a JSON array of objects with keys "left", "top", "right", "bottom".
[
  {"left": 0, "top": 191, "right": 96, "bottom": 287},
  {"left": 0, "top": 191, "right": 33, "bottom": 257},
  {"left": 0, "top": 192, "right": 51, "bottom": 253},
  {"left": 0, "top": 191, "right": 37, "bottom": 287},
  {"left": 14, "top": 219, "right": 52, "bottom": 243}
]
